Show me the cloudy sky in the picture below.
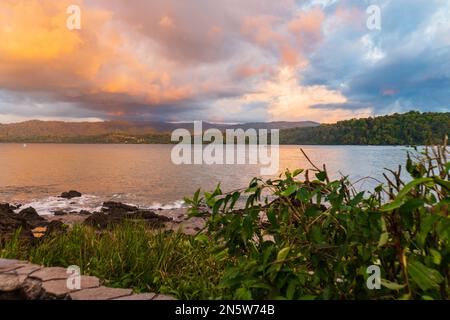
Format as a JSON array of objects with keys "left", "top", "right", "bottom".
[{"left": 0, "top": 0, "right": 449, "bottom": 123}]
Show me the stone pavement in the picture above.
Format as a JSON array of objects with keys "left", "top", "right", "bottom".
[{"left": 0, "top": 258, "right": 176, "bottom": 300}]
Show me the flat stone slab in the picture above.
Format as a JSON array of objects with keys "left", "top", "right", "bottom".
[
  {"left": 0, "top": 259, "right": 28, "bottom": 273},
  {"left": 42, "top": 276, "right": 100, "bottom": 297},
  {"left": 0, "top": 273, "right": 24, "bottom": 292},
  {"left": 153, "top": 294, "right": 177, "bottom": 300},
  {"left": 30, "top": 267, "right": 69, "bottom": 281},
  {"left": 0, "top": 259, "right": 22, "bottom": 267},
  {"left": 114, "top": 293, "right": 156, "bottom": 300},
  {"left": 14, "top": 264, "right": 42, "bottom": 276},
  {"left": 0, "top": 259, "right": 177, "bottom": 300},
  {"left": 70, "top": 286, "right": 133, "bottom": 300}
]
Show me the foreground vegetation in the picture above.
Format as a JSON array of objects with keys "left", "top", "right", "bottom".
[
  {"left": 1, "top": 140, "right": 449, "bottom": 300},
  {"left": 281, "top": 111, "right": 450, "bottom": 145},
  {"left": 1, "top": 223, "right": 227, "bottom": 299}
]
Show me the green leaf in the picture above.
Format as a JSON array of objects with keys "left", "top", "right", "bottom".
[
  {"left": 378, "top": 232, "right": 389, "bottom": 248},
  {"left": 293, "top": 169, "right": 304, "bottom": 177},
  {"left": 434, "top": 177, "right": 450, "bottom": 191},
  {"left": 235, "top": 287, "right": 252, "bottom": 300},
  {"left": 280, "top": 185, "right": 297, "bottom": 197},
  {"left": 315, "top": 171, "right": 327, "bottom": 182},
  {"left": 274, "top": 247, "right": 291, "bottom": 273},
  {"left": 408, "top": 260, "right": 444, "bottom": 291},
  {"left": 380, "top": 178, "right": 433, "bottom": 212},
  {"left": 277, "top": 247, "right": 291, "bottom": 262},
  {"left": 267, "top": 209, "right": 278, "bottom": 226},
  {"left": 381, "top": 279, "right": 405, "bottom": 290},
  {"left": 286, "top": 281, "right": 297, "bottom": 299},
  {"left": 416, "top": 215, "right": 440, "bottom": 248},
  {"left": 349, "top": 192, "right": 365, "bottom": 206},
  {"left": 311, "top": 225, "right": 324, "bottom": 244},
  {"left": 397, "top": 178, "right": 433, "bottom": 199},
  {"left": 429, "top": 249, "right": 442, "bottom": 265},
  {"left": 299, "top": 295, "right": 316, "bottom": 300},
  {"left": 296, "top": 188, "right": 310, "bottom": 202},
  {"left": 378, "top": 216, "right": 389, "bottom": 247},
  {"left": 380, "top": 198, "right": 405, "bottom": 212}
]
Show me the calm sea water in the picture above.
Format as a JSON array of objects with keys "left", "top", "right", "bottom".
[{"left": 0, "top": 144, "right": 416, "bottom": 215}]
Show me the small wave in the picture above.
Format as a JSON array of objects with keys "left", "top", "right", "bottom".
[
  {"left": 146, "top": 200, "right": 186, "bottom": 210},
  {"left": 15, "top": 195, "right": 103, "bottom": 216},
  {"left": 14, "top": 195, "right": 186, "bottom": 216}
]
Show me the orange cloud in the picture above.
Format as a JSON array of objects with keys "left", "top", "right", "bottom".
[
  {"left": 158, "top": 15, "right": 175, "bottom": 29},
  {"left": 234, "top": 64, "right": 271, "bottom": 79},
  {"left": 221, "top": 66, "right": 373, "bottom": 123},
  {"left": 289, "top": 7, "right": 325, "bottom": 48},
  {"left": 0, "top": 0, "right": 198, "bottom": 116},
  {"left": 241, "top": 15, "right": 305, "bottom": 67}
]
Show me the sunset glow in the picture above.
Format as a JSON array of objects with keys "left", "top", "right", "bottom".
[{"left": 0, "top": 0, "right": 449, "bottom": 123}]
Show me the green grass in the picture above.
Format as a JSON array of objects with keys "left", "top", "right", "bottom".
[{"left": 0, "top": 222, "right": 231, "bottom": 299}]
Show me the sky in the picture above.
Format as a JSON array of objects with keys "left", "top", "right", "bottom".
[{"left": 0, "top": 0, "right": 449, "bottom": 124}]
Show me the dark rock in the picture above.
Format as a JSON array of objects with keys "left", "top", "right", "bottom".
[
  {"left": 60, "top": 190, "right": 82, "bottom": 199},
  {"left": 83, "top": 212, "right": 110, "bottom": 229},
  {"left": 0, "top": 208, "right": 34, "bottom": 242},
  {"left": 53, "top": 211, "right": 67, "bottom": 216},
  {"left": 83, "top": 203, "right": 171, "bottom": 230},
  {"left": 79, "top": 210, "right": 92, "bottom": 216},
  {"left": 20, "top": 278, "right": 44, "bottom": 300},
  {"left": 0, "top": 203, "right": 14, "bottom": 214},
  {"left": 102, "top": 201, "right": 138, "bottom": 213},
  {"left": 17, "top": 208, "right": 46, "bottom": 228},
  {"left": 46, "top": 221, "right": 66, "bottom": 234},
  {"left": 133, "top": 210, "right": 172, "bottom": 228}
]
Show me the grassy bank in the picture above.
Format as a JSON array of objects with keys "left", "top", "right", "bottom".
[
  {"left": 1, "top": 222, "right": 230, "bottom": 299},
  {"left": 1, "top": 141, "right": 449, "bottom": 300}
]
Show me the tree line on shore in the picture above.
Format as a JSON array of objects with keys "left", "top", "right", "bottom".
[
  {"left": 280, "top": 111, "right": 449, "bottom": 145},
  {"left": 0, "top": 111, "right": 448, "bottom": 145}
]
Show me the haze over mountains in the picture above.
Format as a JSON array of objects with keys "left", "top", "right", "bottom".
[{"left": 0, "top": 120, "right": 319, "bottom": 140}]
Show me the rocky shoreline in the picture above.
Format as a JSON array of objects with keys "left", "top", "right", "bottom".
[
  {"left": 0, "top": 191, "right": 206, "bottom": 243},
  {"left": 0, "top": 190, "right": 208, "bottom": 300}
]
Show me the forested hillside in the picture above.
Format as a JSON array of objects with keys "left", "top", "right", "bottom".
[{"left": 280, "top": 111, "right": 449, "bottom": 145}]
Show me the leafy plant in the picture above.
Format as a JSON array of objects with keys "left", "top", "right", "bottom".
[{"left": 186, "top": 139, "right": 449, "bottom": 299}]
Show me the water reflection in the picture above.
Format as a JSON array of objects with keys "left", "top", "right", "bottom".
[{"left": 0, "top": 144, "right": 415, "bottom": 206}]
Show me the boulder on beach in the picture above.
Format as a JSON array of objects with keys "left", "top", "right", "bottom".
[
  {"left": 0, "top": 204, "right": 34, "bottom": 242},
  {"left": 17, "top": 208, "right": 47, "bottom": 229},
  {"left": 84, "top": 202, "right": 172, "bottom": 230},
  {"left": 0, "top": 204, "right": 67, "bottom": 242},
  {"left": 102, "top": 201, "right": 138, "bottom": 213},
  {"left": 60, "top": 190, "right": 82, "bottom": 199}
]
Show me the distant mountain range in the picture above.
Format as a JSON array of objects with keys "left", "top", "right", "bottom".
[
  {"left": 0, "top": 120, "right": 319, "bottom": 143},
  {"left": 1, "top": 112, "right": 447, "bottom": 145}
]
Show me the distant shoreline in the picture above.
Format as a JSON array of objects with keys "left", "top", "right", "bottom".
[
  {"left": 1, "top": 111, "right": 448, "bottom": 145},
  {"left": 0, "top": 141, "right": 418, "bottom": 146}
]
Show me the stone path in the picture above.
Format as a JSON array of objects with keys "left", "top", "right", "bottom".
[{"left": 0, "top": 258, "right": 176, "bottom": 300}]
